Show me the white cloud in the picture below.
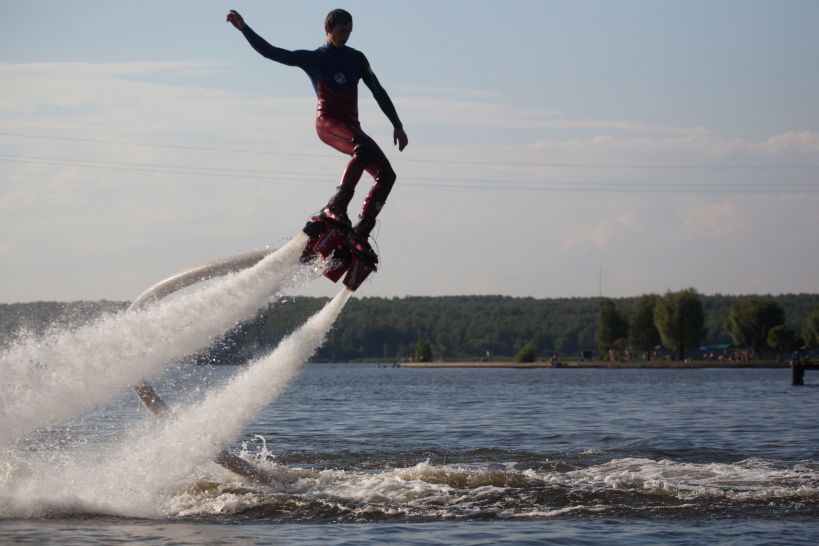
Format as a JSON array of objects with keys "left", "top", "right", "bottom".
[
  {"left": 0, "top": 61, "right": 315, "bottom": 142},
  {"left": 529, "top": 130, "right": 819, "bottom": 169},
  {"left": 678, "top": 204, "right": 748, "bottom": 238},
  {"left": 561, "top": 211, "right": 638, "bottom": 250},
  {"left": 397, "top": 86, "right": 502, "bottom": 99},
  {"left": 389, "top": 97, "right": 710, "bottom": 135},
  {"left": 0, "top": 62, "right": 223, "bottom": 112},
  {"left": 757, "top": 131, "right": 819, "bottom": 156}
]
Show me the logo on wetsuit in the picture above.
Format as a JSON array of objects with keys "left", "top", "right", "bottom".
[{"left": 334, "top": 73, "right": 347, "bottom": 84}]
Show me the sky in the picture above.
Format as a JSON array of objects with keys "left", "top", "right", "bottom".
[{"left": 1, "top": 0, "right": 818, "bottom": 303}]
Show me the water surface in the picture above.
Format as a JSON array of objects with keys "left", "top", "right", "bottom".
[{"left": 3, "top": 364, "right": 818, "bottom": 544}]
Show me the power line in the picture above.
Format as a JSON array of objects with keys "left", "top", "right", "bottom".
[
  {"left": 0, "top": 131, "right": 337, "bottom": 159},
  {"left": 5, "top": 153, "right": 818, "bottom": 187},
  {"left": 0, "top": 153, "right": 330, "bottom": 180},
  {"left": 2, "top": 154, "right": 818, "bottom": 193},
  {"left": 2, "top": 131, "right": 817, "bottom": 171}
]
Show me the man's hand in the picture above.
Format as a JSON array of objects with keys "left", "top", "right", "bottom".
[
  {"left": 226, "top": 10, "right": 246, "bottom": 30},
  {"left": 394, "top": 127, "right": 408, "bottom": 152}
]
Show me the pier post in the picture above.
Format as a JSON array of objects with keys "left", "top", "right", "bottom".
[{"left": 791, "top": 351, "right": 804, "bottom": 386}]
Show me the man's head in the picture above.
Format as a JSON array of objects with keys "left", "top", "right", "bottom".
[{"left": 325, "top": 9, "right": 353, "bottom": 48}]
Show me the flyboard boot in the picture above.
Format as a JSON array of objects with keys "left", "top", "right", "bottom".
[
  {"left": 320, "top": 214, "right": 377, "bottom": 290},
  {"left": 332, "top": 169, "right": 391, "bottom": 290},
  {"left": 341, "top": 214, "right": 379, "bottom": 291},
  {"left": 301, "top": 186, "right": 353, "bottom": 263},
  {"left": 304, "top": 172, "right": 387, "bottom": 290}
]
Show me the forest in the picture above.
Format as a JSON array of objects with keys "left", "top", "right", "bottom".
[{"left": 2, "top": 293, "right": 819, "bottom": 362}]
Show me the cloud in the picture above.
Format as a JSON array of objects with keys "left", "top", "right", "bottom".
[
  {"left": 385, "top": 97, "right": 710, "bottom": 135},
  {"left": 561, "top": 211, "right": 638, "bottom": 250},
  {"left": 523, "top": 131, "right": 819, "bottom": 178},
  {"left": 0, "top": 62, "right": 223, "bottom": 111},
  {"left": 0, "top": 61, "right": 315, "bottom": 141},
  {"left": 397, "top": 86, "right": 502, "bottom": 99},
  {"left": 5, "top": 61, "right": 818, "bottom": 172},
  {"left": 758, "top": 131, "right": 819, "bottom": 156},
  {"left": 678, "top": 204, "right": 748, "bottom": 238}
]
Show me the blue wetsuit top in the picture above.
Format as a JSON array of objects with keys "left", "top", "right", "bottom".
[{"left": 240, "top": 26, "right": 402, "bottom": 129}]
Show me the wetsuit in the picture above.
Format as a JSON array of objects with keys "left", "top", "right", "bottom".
[{"left": 240, "top": 25, "right": 402, "bottom": 233}]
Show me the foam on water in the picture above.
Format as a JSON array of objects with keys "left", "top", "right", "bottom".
[
  {"left": 0, "top": 288, "right": 351, "bottom": 519},
  {"left": 157, "top": 455, "right": 819, "bottom": 521},
  {"left": 532, "top": 456, "right": 819, "bottom": 502},
  {"left": 0, "top": 233, "right": 308, "bottom": 448}
]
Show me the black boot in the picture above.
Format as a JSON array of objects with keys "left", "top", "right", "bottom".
[
  {"left": 348, "top": 214, "right": 378, "bottom": 268},
  {"left": 301, "top": 186, "right": 355, "bottom": 262},
  {"left": 317, "top": 185, "right": 354, "bottom": 232}
]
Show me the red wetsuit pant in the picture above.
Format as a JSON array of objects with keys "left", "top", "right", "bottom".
[{"left": 315, "top": 114, "right": 396, "bottom": 223}]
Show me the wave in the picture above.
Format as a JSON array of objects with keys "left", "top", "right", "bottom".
[{"left": 160, "top": 452, "right": 819, "bottom": 522}]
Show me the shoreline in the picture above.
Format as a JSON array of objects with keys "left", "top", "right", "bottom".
[{"left": 400, "top": 361, "right": 790, "bottom": 369}]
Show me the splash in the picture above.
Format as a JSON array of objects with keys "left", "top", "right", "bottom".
[
  {"left": 0, "top": 288, "right": 351, "bottom": 518},
  {"left": 0, "top": 233, "right": 308, "bottom": 448}
]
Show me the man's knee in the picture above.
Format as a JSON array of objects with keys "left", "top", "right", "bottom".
[
  {"left": 352, "top": 135, "right": 394, "bottom": 190},
  {"left": 352, "top": 136, "right": 375, "bottom": 164},
  {"left": 378, "top": 163, "right": 396, "bottom": 191}
]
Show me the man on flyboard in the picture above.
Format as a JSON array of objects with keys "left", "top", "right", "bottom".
[{"left": 227, "top": 9, "right": 408, "bottom": 290}]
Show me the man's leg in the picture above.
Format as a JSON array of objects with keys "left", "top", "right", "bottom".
[
  {"left": 315, "top": 116, "right": 396, "bottom": 242},
  {"left": 314, "top": 116, "right": 360, "bottom": 227},
  {"left": 350, "top": 142, "right": 395, "bottom": 242}
]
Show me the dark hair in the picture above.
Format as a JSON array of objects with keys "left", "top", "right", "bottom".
[{"left": 325, "top": 9, "right": 352, "bottom": 30}]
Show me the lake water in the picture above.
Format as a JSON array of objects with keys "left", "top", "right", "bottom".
[{"left": 2, "top": 362, "right": 818, "bottom": 545}]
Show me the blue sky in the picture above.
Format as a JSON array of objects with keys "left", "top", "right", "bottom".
[{"left": 2, "top": 1, "right": 818, "bottom": 303}]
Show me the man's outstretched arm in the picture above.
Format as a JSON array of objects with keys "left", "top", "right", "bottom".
[{"left": 227, "top": 10, "right": 309, "bottom": 69}]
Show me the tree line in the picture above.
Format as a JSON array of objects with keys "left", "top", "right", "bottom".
[
  {"left": 3, "top": 293, "right": 819, "bottom": 362},
  {"left": 0, "top": 300, "right": 128, "bottom": 349},
  {"left": 597, "top": 289, "right": 819, "bottom": 361}
]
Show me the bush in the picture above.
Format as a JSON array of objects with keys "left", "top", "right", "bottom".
[
  {"left": 415, "top": 338, "right": 432, "bottom": 362},
  {"left": 515, "top": 343, "right": 537, "bottom": 363}
]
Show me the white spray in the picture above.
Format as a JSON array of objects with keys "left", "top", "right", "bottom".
[
  {"left": 0, "top": 288, "right": 351, "bottom": 518},
  {"left": 0, "top": 233, "right": 309, "bottom": 448}
]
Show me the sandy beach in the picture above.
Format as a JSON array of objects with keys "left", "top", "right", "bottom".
[{"left": 401, "top": 361, "right": 789, "bottom": 369}]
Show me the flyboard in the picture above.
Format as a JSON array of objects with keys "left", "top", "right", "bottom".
[
  {"left": 128, "top": 226, "right": 378, "bottom": 482},
  {"left": 128, "top": 248, "right": 277, "bottom": 483},
  {"left": 301, "top": 212, "right": 377, "bottom": 292}
]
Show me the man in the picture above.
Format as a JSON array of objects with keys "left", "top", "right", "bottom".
[{"left": 227, "top": 9, "right": 408, "bottom": 288}]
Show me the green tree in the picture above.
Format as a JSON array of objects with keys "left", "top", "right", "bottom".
[
  {"left": 415, "top": 338, "right": 432, "bottom": 362},
  {"left": 597, "top": 299, "right": 628, "bottom": 354},
  {"left": 766, "top": 325, "right": 801, "bottom": 355},
  {"left": 627, "top": 294, "right": 662, "bottom": 359},
  {"left": 654, "top": 288, "right": 707, "bottom": 361},
  {"left": 803, "top": 305, "right": 819, "bottom": 349},
  {"left": 515, "top": 342, "right": 537, "bottom": 363},
  {"left": 724, "top": 297, "right": 785, "bottom": 358}
]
